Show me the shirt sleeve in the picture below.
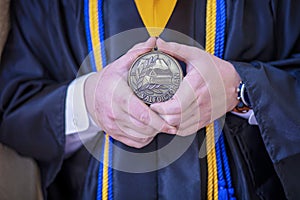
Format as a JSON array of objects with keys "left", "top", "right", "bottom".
[
  {"left": 65, "top": 72, "right": 100, "bottom": 134},
  {"left": 65, "top": 73, "right": 103, "bottom": 157},
  {"left": 231, "top": 110, "right": 258, "bottom": 125}
]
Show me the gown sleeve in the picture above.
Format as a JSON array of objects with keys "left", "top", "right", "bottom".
[
  {"left": 228, "top": 2, "right": 300, "bottom": 198},
  {"left": 0, "top": 0, "right": 82, "bottom": 196}
]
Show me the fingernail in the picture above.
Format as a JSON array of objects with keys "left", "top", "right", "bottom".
[
  {"left": 166, "top": 128, "right": 177, "bottom": 134},
  {"left": 150, "top": 104, "right": 160, "bottom": 112}
]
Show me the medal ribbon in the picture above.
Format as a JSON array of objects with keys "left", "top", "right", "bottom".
[
  {"left": 134, "top": 0, "right": 177, "bottom": 37},
  {"left": 84, "top": 0, "right": 235, "bottom": 199}
]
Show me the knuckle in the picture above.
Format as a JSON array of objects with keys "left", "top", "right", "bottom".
[
  {"left": 138, "top": 111, "right": 150, "bottom": 124},
  {"left": 143, "top": 128, "right": 157, "bottom": 137},
  {"left": 106, "top": 111, "right": 117, "bottom": 121},
  {"left": 123, "top": 140, "right": 136, "bottom": 148},
  {"left": 198, "top": 122, "right": 205, "bottom": 130},
  {"left": 130, "top": 134, "right": 153, "bottom": 147},
  {"left": 139, "top": 137, "right": 153, "bottom": 147},
  {"left": 132, "top": 142, "right": 145, "bottom": 149},
  {"left": 168, "top": 117, "right": 180, "bottom": 126},
  {"left": 163, "top": 115, "right": 180, "bottom": 126},
  {"left": 134, "top": 136, "right": 150, "bottom": 144},
  {"left": 130, "top": 117, "right": 145, "bottom": 129},
  {"left": 116, "top": 95, "right": 127, "bottom": 105},
  {"left": 140, "top": 137, "right": 151, "bottom": 143},
  {"left": 176, "top": 129, "right": 185, "bottom": 136},
  {"left": 104, "top": 123, "right": 117, "bottom": 133}
]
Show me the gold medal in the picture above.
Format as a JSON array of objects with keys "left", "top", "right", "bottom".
[
  {"left": 128, "top": 0, "right": 180, "bottom": 104},
  {"left": 128, "top": 50, "right": 183, "bottom": 104}
]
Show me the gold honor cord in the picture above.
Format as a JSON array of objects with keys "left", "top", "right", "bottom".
[
  {"left": 206, "top": 0, "right": 219, "bottom": 199},
  {"left": 89, "top": 0, "right": 104, "bottom": 71},
  {"left": 87, "top": 0, "right": 111, "bottom": 199},
  {"left": 102, "top": 135, "right": 110, "bottom": 198}
]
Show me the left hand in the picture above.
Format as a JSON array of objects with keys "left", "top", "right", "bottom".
[
  {"left": 84, "top": 38, "right": 177, "bottom": 148},
  {"left": 150, "top": 39, "right": 241, "bottom": 136}
]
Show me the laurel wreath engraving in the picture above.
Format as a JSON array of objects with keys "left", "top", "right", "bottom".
[
  {"left": 131, "top": 62, "right": 147, "bottom": 91},
  {"left": 131, "top": 56, "right": 168, "bottom": 95}
]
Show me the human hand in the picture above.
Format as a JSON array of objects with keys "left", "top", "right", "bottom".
[
  {"left": 84, "top": 38, "right": 177, "bottom": 148},
  {"left": 150, "top": 39, "right": 241, "bottom": 136}
]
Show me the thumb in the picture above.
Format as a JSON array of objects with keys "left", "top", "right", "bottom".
[
  {"left": 116, "top": 37, "right": 157, "bottom": 69},
  {"left": 156, "top": 38, "right": 198, "bottom": 62}
]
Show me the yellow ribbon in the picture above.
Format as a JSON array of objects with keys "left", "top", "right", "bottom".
[{"left": 134, "top": 0, "right": 177, "bottom": 37}]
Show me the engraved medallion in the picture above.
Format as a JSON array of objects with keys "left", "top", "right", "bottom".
[{"left": 128, "top": 51, "right": 183, "bottom": 104}]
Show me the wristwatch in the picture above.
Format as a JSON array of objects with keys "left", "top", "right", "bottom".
[{"left": 233, "top": 81, "right": 252, "bottom": 113}]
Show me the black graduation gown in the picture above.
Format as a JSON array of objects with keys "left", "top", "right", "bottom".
[{"left": 0, "top": 0, "right": 300, "bottom": 199}]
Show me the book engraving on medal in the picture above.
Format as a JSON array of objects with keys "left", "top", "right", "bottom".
[{"left": 128, "top": 51, "right": 183, "bottom": 104}]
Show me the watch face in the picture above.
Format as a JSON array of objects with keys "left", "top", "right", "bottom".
[
  {"left": 240, "top": 83, "right": 251, "bottom": 108},
  {"left": 128, "top": 51, "right": 183, "bottom": 104}
]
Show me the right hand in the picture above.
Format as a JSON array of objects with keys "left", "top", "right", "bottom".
[{"left": 84, "top": 38, "right": 177, "bottom": 148}]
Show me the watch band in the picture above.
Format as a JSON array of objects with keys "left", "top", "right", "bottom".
[{"left": 233, "top": 81, "right": 251, "bottom": 113}]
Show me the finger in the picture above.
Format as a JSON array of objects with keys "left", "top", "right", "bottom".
[
  {"left": 151, "top": 63, "right": 209, "bottom": 115},
  {"left": 177, "top": 95, "right": 212, "bottom": 131},
  {"left": 150, "top": 76, "right": 197, "bottom": 115},
  {"left": 178, "top": 115, "right": 205, "bottom": 131},
  {"left": 177, "top": 123, "right": 201, "bottom": 137},
  {"left": 160, "top": 90, "right": 212, "bottom": 129},
  {"left": 177, "top": 111, "right": 211, "bottom": 134},
  {"left": 109, "top": 133, "right": 153, "bottom": 149},
  {"left": 103, "top": 122, "right": 154, "bottom": 147},
  {"left": 159, "top": 100, "right": 200, "bottom": 126},
  {"left": 115, "top": 37, "right": 157, "bottom": 70},
  {"left": 124, "top": 92, "right": 177, "bottom": 134},
  {"left": 128, "top": 37, "right": 157, "bottom": 53},
  {"left": 156, "top": 38, "right": 199, "bottom": 62},
  {"left": 156, "top": 39, "right": 215, "bottom": 75},
  {"left": 112, "top": 127, "right": 154, "bottom": 143},
  {"left": 118, "top": 119, "right": 158, "bottom": 138}
]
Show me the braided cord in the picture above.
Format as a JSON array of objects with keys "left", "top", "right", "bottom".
[
  {"left": 84, "top": 0, "right": 113, "bottom": 199},
  {"left": 98, "top": 0, "right": 114, "bottom": 199},
  {"left": 206, "top": 0, "right": 237, "bottom": 199},
  {"left": 205, "top": 0, "right": 218, "bottom": 199},
  {"left": 206, "top": 124, "right": 219, "bottom": 200},
  {"left": 101, "top": 134, "right": 109, "bottom": 199},
  {"left": 108, "top": 137, "right": 114, "bottom": 200}
]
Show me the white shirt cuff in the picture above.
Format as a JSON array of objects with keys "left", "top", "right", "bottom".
[
  {"left": 232, "top": 109, "right": 258, "bottom": 125},
  {"left": 65, "top": 73, "right": 98, "bottom": 134}
]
